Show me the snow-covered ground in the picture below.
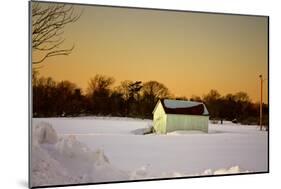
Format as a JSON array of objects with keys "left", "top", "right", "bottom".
[{"left": 31, "top": 117, "right": 268, "bottom": 187}]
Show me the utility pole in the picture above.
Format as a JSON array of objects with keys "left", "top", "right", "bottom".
[{"left": 259, "top": 75, "right": 263, "bottom": 131}]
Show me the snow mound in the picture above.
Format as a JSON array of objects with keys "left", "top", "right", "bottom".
[
  {"left": 158, "top": 171, "right": 185, "bottom": 178},
  {"left": 55, "top": 135, "right": 94, "bottom": 161},
  {"left": 31, "top": 122, "right": 129, "bottom": 187},
  {"left": 213, "top": 166, "right": 241, "bottom": 175},
  {"left": 130, "top": 164, "right": 151, "bottom": 179},
  {"left": 93, "top": 149, "right": 110, "bottom": 166},
  {"left": 54, "top": 136, "right": 128, "bottom": 183},
  {"left": 33, "top": 122, "right": 58, "bottom": 145},
  {"left": 131, "top": 125, "right": 153, "bottom": 135},
  {"left": 200, "top": 166, "right": 243, "bottom": 175},
  {"left": 156, "top": 166, "right": 244, "bottom": 179},
  {"left": 31, "top": 143, "right": 76, "bottom": 186},
  {"left": 91, "top": 154, "right": 128, "bottom": 182}
]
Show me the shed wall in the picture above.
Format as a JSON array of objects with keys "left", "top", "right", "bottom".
[
  {"left": 166, "top": 114, "right": 209, "bottom": 133},
  {"left": 153, "top": 102, "right": 167, "bottom": 134}
]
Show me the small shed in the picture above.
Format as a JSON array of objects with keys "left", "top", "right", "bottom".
[{"left": 152, "top": 99, "right": 209, "bottom": 134}]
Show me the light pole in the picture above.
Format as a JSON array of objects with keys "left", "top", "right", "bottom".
[{"left": 259, "top": 75, "right": 263, "bottom": 131}]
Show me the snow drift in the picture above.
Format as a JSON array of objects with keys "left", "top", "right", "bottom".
[
  {"left": 33, "top": 121, "right": 58, "bottom": 144},
  {"left": 31, "top": 122, "right": 128, "bottom": 187}
]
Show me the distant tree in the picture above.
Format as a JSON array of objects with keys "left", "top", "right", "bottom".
[
  {"left": 203, "top": 89, "right": 221, "bottom": 102},
  {"left": 142, "top": 81, "right": 170, "bottom": 104},
  {"left": 69, "top": 88, "right": 85, "bottom": 115},
  {"left": 127, "top": 81, "right": 143, "bottom": 116},
  {"left": 262, "top": 103, "right": 269, "bottom": 127},
  {"left": 33, "top": 77, "right": 57, "bottom": 116},
  {"left": 115, "top": 80, "right": 132, "bottom": 101},
  {"left": 55, "top": 80, "right": 78, "bottom": 116},
  {"left": 233, "top": 92, "right": 252, "bottom": 121},
  {"left": 190, "top": 95, "right": 202, "bottom": 102},
  {"left": 174, "top": 96, "right": 188, "bottom": 100},
  {"left": 87, "top": 75, "right": 115, "bottom": 114},
  {"left": 203, "top": 89, "right": 221, "bottom": 119},
  {"left": 32, "top": 2, "right": 82, "bottom": 64},
  {"left": 128, "top": 81, "right": 143, "bottom": 100},
  {"left": 234, "top": 92, "right": 250, "bottom": 102},
  {"left": 109, "top": 91, "right": 126, "bottom": 116},
  {"left": 33, "top": 77, "right": 85, "bottom": 117},
  {"left": 140, "top": 81, "right": 170, "bottom": 118},
  {"left": 87, "top": 75, "right": 115, "bottom": 95},
  {"left": 222, "top": 93, "right": 238, "bottom": 120},
  {"left": 32, "top": 69, "right": 39, "bottom": 86}
]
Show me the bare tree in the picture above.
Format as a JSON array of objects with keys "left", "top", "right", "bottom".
[
  {"left": 142, "top": 81, "right": 170, "bottom": 103},
  {"left": 234, "top": 91, "right": 251, "bottom": 102},
  {"left": 115, "top": 80, "right": 133, "bottom": 101},
  {"left": 86, "top": 75, "right": 115, "bottom": 115},
  {"left": 203, "top": 89, "right": 221, "bottom": 102},
  {"left": 87, "top": 75, "right": 115, "bottom": 96},
  {"left": 32, "top": 2, "right": 82, "bottom": 64},
  {"left": 190, "top": 95, "right": 202, "bottom": 102}
]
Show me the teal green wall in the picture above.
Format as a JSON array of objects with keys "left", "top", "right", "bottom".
[{"left": 166, "top": 114, "right": 209, "bottom": 133}]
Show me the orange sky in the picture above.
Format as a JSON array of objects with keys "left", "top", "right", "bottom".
[{"left": 33, "top": 2, "right": 268, "bottom": 103}]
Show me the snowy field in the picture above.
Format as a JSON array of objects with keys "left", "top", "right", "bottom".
[{"left": 31, "top": 117, "right": 268, "bottom": 187}]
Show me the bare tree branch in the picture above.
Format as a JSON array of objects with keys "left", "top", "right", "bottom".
[
  {"left": 32, "top": 2, "right": 83, "bottom": 64},
  {"left": 33, "top": 45, "right": 75, "bottom": 64}
]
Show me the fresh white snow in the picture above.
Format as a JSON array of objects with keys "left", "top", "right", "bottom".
[
  {"left": 163, "top": 99, "right": 209, "bottom": 115},
  {"left": 31, "top": 117, "right": 268, "bottom": 187}
]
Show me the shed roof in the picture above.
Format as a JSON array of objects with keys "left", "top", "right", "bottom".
[{"left": 155, "top": 99, "right": 209, "bottom": 116}]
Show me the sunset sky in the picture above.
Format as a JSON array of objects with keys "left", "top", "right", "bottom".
[{"left": 33, "top": 2, "right": 268, "bottom": 103}]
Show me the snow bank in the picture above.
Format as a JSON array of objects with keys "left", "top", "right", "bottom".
[
  {"left": 130, "top": 164, "right": 151, "bottom": 179},
  {"left": 55, "top": 135, "right": 94, "bottom": 162},
  {"left": 33, "top": 122, "right": 58, "bottom": 145},
  {"left": 183, "top": 166, "right": 249, "bottom": 177},
  {"left": 31, "top": 144, "right": 75, "bottom": 187},
  {"left": 129, "top": 165, "right": 245, "bottom": 180},
  {"left": 31, "top": 122, "right": 129, "bottom": 187},
  {"left": 202, "top": 166, "right": 246, "bottom": 175},
  {"left": 213, "top": 166, "right": 241, "bottom": 175},
  {"left": 182, "top": 166, "right": 246, "bottom": 176},
  {"left": 131, "top": 123, "right": 153, "bottom": 135},
  {"left": 159, "top": 166, "right": 246, "bottom": 178}
]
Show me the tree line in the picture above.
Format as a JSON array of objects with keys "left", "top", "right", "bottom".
[
  {"left": 33, "top": 74, "right": 170, "bottom": 118},
  {"left": 32, "top": 74, "right": 268, "bottom": 125},
  {"left": 199, "top": 89, "right": 268, "bottom": 125}
]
